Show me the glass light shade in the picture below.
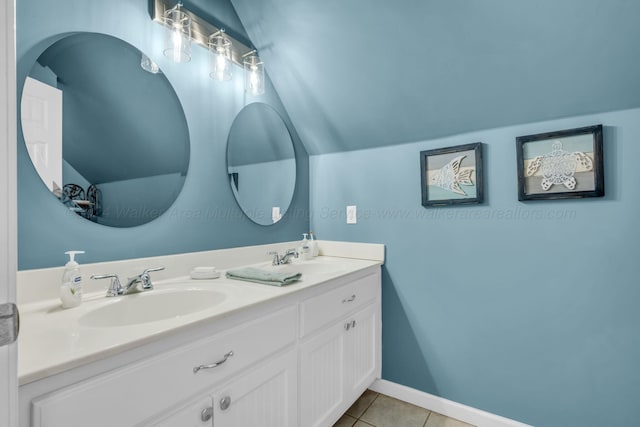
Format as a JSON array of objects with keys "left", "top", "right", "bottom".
[
  {"left": 140, "top": 53, "right": 160, "bottom": 74},
  {"left": 209, "top": 35, "right": 232, "bottom": 81},
  {"left": 243, "top": 54, "right": 265, "bottom": 95},
  {"left": 163, "top": 6, "right": 191, "bottom": 63}
]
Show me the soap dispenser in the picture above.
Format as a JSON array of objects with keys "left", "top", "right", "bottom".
[
  {"left": 60, "top": 250, "right": 85, "bottom": 309},
  {"left": 309, "top": 231, "right": 319, "bottom": 257},
  {"left": 300, "top": 233, "right": 311, "bottom": 261}
]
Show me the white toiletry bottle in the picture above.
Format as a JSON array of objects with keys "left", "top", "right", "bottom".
[
  {"left": 60, "top": 250, "right": 85, "bottom": 309},
  {"left": 300, "top": 233, "right": 311, "bottom": 261},
  {"left": 309, "top": 231, "right": 319, "bottom": 257}
]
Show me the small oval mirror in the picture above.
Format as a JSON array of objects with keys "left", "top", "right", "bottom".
[
  {"left": 20, "top": 33, "right": 190, "bottom": 227},
  {"left": 227, "top": 103, "right": 296, "bottom": 225}
]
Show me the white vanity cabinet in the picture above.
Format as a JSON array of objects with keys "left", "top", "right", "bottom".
[
  {"left": 21, "top": 264, "right": 381, "bottom": 427},
  {"left": 299, "top": 272, "right": 381, "bottom": 427},
  {"left": 153, "top": 349, "right": 297, "bottom": 427},
  {"left": 29, "top": 307, "right": 298, "bottom": 427}
]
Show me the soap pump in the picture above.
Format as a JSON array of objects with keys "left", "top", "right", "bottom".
[
  {"left": 309, "top": 231, "right": 319, "bottom": 257},
  {"left": 60, "top": 250, "right": 85, "bottom": 309},
  {"left": 300, "top": 233, "right": 311, "bottom": 261}
]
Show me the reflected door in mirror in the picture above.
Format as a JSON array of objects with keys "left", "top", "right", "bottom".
[{"left": 21, "top": 77, "right": 62, "bottom": 192}]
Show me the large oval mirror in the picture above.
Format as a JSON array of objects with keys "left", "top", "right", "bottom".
[
  {"left": 227, "top": 103, "right": 296, "bottom": 225},
  {"left": 20, "top": 33, "right": 190, "bottom": 227}
]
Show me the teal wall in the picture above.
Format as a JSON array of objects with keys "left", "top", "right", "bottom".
[
  {"left": 62, "top": 160, "right": 90, "bottom": 191},
  {"left": 17, "top": 0, "right": 309, "bottom": 269},
  {"left": 310, "top": 108, "right": 640, "bottom": 426},
  {"left": 96, "top": 173, "right": 186, "bottom": 228}
]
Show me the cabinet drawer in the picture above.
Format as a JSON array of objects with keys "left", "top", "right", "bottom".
[
  {"left": 31, "top": 306, "right": 297, "bottom": 427},
  {"left": 300, "top": 272, "right": 379, "bottom": 337}
]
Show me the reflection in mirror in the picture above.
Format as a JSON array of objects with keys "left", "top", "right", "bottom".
[
  {"left": 227, "top": 103, "right": 296, "bottom": 225},
  {"left": 21, "top": 33, "right": 190, "bottom": 227}
]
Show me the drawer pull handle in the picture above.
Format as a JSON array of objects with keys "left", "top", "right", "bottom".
[
  {"left": 342, "top": 294, "right": 356, "bottom": 303},
  {"left": 193, "top": 350, "right": 234, "bottom": 373},
  {"left": 201, "top": 407, "right": 213, "bottom": 422},
  {"left": 351, "top": 320, "right": 356, "bottom": 328}
]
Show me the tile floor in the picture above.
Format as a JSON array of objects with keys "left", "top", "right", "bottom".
[{"left": 333, "top": 390, "right": 475, "bottom": 427}]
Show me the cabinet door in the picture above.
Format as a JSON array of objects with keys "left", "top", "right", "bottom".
[
  {"left": 300, "top": 302, "right": 380, "bottom": 427},
  {"left": 151, "top": 397, "right": 213, "bottom": 427},
  {"left": 299, "top": 321, "right": 346, "bottom": 427},
  {"left": 212, "top": 349, "right": 297, "bottom": 427},
  {"left": 344, "top": 303, "right": 379, "bottom": 398}
]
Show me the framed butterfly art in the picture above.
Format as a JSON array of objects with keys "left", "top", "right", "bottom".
[{"left": 420, "top": 142, "right": 484, "bottom": 207}]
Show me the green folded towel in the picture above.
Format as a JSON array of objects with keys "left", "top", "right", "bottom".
[{"left": 225, "top": 266, "right": 302, "bottom": 286}]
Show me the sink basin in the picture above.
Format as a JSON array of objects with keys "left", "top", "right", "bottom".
[{"left": 79, "top": 289, "right": 227, "bottom": 328}]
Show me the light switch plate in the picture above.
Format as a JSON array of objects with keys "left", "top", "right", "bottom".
[{"left": 346, "top": 205, "right": 357, "bottom": 224}]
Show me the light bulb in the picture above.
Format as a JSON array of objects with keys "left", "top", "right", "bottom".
[
  {"left": 243, "top": 54, "right": 264, "bottom": 95},
  {"left": 172, "top": 30, "right": 183, "bottom": 62},
  {"left": 163, "top": 4, "right": 191, "bottom": 63},
  {"left": 250, "top": 68, "right": 260, "bottom": 94},
  {"left": 209, "top": 34, "right": 232, "bottom": 81}
]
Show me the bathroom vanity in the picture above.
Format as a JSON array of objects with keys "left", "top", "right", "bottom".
[{"left": 17, "top": 241, "right": 383, "bottom": 427}]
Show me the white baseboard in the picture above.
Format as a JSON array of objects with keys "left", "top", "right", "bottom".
[{"left": 369, "top": 379, "right": 532, "bottom": 427}]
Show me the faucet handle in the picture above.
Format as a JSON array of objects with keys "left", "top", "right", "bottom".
[
  {"left": 267, "top": 251, "right": 280, "bottom": 265},
  {"left": 139, "top": 267, "right": 164, "bottom": 290},
  {"left": 142, "top": 267, "right": 164, "bottom": 275},
  {"left": 91, "top": 274, "right": 123, "bottom": 297}
]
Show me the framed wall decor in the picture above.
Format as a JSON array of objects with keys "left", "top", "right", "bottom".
[
  {"left": 420, "top": 142, "right": 484, "bottom": 207},
  {"left": 516, "top": 124, "right": 604, "bottom": 201}
]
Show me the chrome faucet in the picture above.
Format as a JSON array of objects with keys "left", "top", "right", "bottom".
[
  {"left": 127, "top": 267, "right": 165, "bottom": 292},
  {"left": 268, "top": 249, "right": 298, "bottom": 266},
  {"left": 90, "top": 273, "right": 123, "bottom": 297},
  {"left": 91, "top": 267, "right": 164, "bottom": 297}
]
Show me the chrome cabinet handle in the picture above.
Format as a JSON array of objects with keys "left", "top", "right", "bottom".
[
  {"left": 345, "top": 320, "right": 356, "bottom": 331},
  {"left": 201, "top": 407, "right": 213, "bottom": 422},
  {"left": 220, "top": 396, "right": 231, "bottom": 411},
  {"left": 342, "top": 294, "right": 356, "bottom": 303},
  {"left": 193, "top": 350, "right": 234, "bottom": 373}
]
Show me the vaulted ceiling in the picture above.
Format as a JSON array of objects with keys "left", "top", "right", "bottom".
[{"left": 216, "top": 0, "right": 640, "bottom": 155}]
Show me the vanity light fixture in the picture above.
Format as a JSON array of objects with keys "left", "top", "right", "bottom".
[
  {"left": 209, "top": 30, "right": 232, "bottom": 81},
  {"left": 243, "top": 50, "right": 265, "bottom": 96},
  {"left": 162, "top": 2, "right": 192, "bottom": 63},
  {"left": 152, "top": 0, "right": 264, "bottom": 93}
]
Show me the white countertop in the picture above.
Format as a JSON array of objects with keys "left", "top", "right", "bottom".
[{"left": 18, "top": 255, "right": 382, "bottom": 385}]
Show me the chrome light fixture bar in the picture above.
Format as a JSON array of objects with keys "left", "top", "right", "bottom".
[{"left": 152, "top": 0, "right": 256, "bottom": 67}]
